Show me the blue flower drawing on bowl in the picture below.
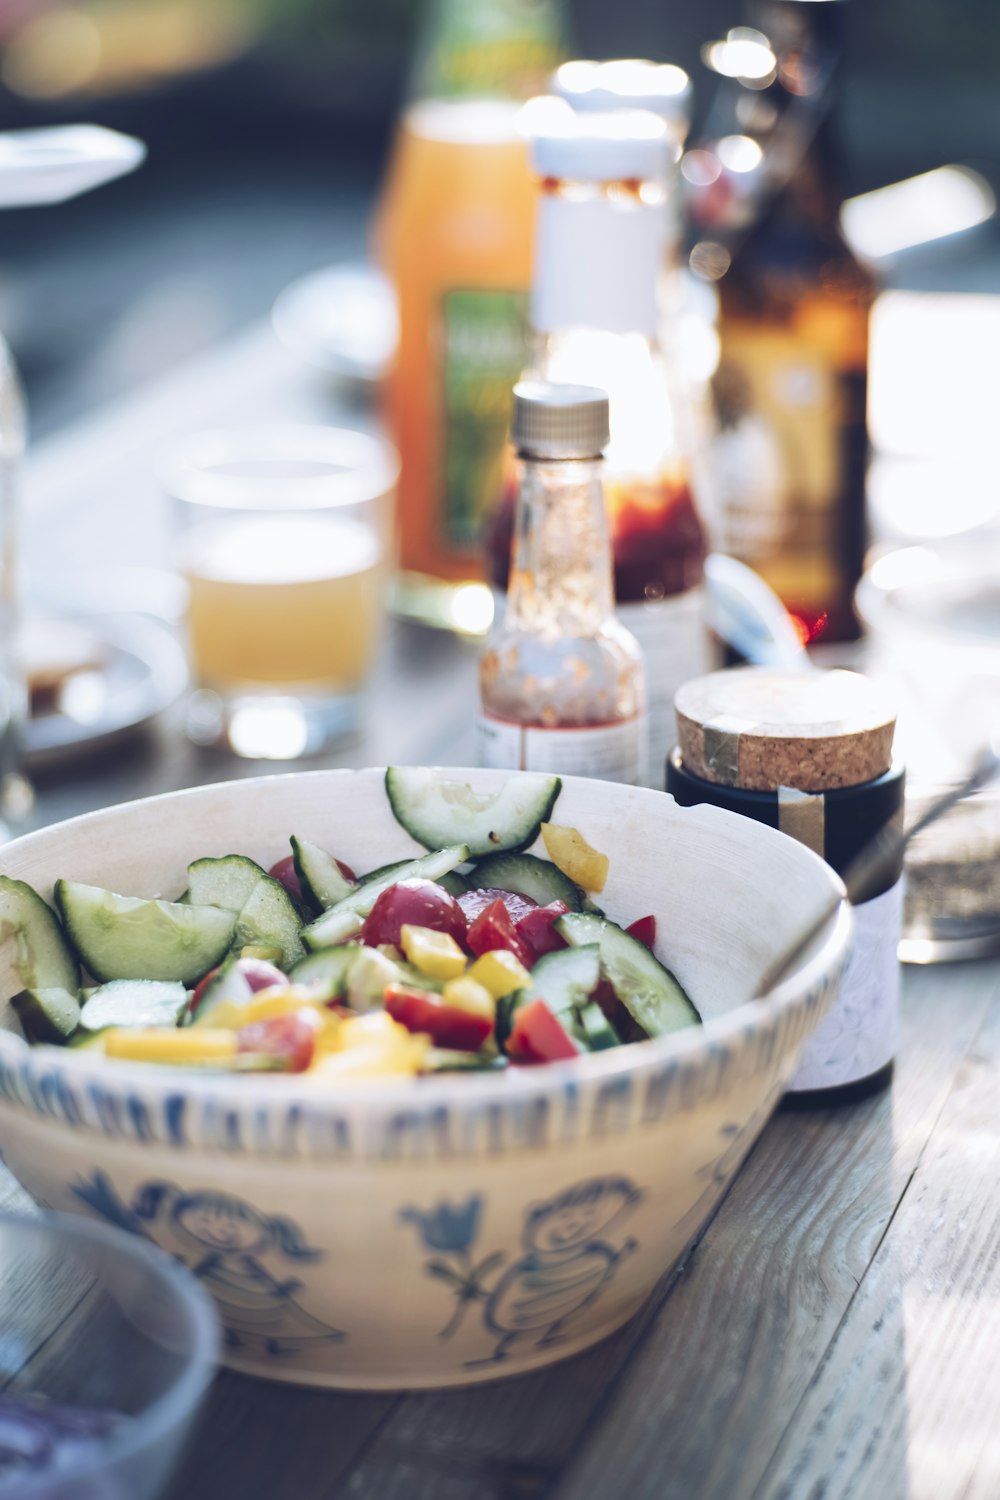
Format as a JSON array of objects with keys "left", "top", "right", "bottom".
[
  {"left": 73, "top": 1171, "right": 345, "bottom": 1357},
  {"left": 401, "top": 1175, "right": 644, "bottom": 1366}
]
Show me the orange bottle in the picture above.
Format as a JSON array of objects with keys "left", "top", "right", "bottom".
[{"left": 376, "top": 0, "right": 564, "bottom": 620}]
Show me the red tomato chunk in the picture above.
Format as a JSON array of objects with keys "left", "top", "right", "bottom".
[
  {"left": 625, "top": 915, "right": 656, "bottom": 949},
  {"left": 506, "top": 999, "right": 579, "bottom": 1064},
  {"left": 516, "top": 901, "right": 570, "bottom": 962},
  {"left": 362, "top": 879, "right": 467, "bottom": 949},
  {"left": 466, "top": 898, "right": 533, "bottom": 969},
  {"left": 237, "top": 1011, "right": 321, "bottom": 1073},
  {"left": 458, "top": 887, "right": 538, "bottom": 925},
  {"left": 384, "top": 984, "right": 492, "bottom": 1052}
]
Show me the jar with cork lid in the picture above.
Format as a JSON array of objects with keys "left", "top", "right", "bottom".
[{"left": 667, "top": 665, "right": 904, "bottom": 1103}]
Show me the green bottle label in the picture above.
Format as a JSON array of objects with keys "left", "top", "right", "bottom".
[
  {"left": 419, "top": 0, "right": 564, "bottom": 100},
  {"left": 441, "top": 287, "right": 530, "bottom": 549}
]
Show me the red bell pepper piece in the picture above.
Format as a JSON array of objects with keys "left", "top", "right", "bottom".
[
  {"left": 625, "top": 915, "right": 656, "bottom": 949},
  {"left": 384, "top": 983, "right": 493, "bottom": 1052},
  {"left": 506, "top": 998, "right": 580, "bottom": 1064},
  {"left": 466, "top": 898, "right": 533, "bottom": 968},
  {"left": 516, "top": 900, "right": 570, "bottom": 962}
]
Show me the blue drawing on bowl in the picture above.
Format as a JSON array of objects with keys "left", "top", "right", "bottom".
[
  {"left": 671, "top": 1081, "right": 785, "bottom": 1247},
  {"left": 401, "top": 1175, "right": 643, "bottom": 1365},
  {"left": 73, "top": 1171, "right": 345, "bottom": 1357}
]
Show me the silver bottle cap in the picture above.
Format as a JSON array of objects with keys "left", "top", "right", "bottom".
[{"left": 511, "top": 380, "right": 610, "bottom": 460}]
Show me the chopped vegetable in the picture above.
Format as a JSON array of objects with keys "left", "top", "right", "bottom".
[
  {"left": 466, "top": 899, "right": 533, "bottom": 968},
  {"left": 384, "top": 982, "right": 493, "bottom": 1052},
  {"left": 540, "top": 824, "right": 609, "bottom": 893},
  {"left": 3, "top": 770, "right": 700, "bottom": 1083},
  {"left": 467, "top": 948, "right": 532, "bottom": 999},
  {"left": 104, "top": 1027, "right": 237, "bottom": 1064},
  {"left": 625, "top": 915, "right": 656, "bottom": 949},
  {"left": 506, "top": 999, "right": 580, "bottom": 1064},
  {"left": 400, "top": 924, "right": 467, "bottom": 981}
]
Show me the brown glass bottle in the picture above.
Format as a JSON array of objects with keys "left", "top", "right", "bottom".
[{"left": 695, "top": 0, "right": 875, "bottom": 645}]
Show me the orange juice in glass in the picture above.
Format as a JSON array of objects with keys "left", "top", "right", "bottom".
[
  {"left": 378, "top": 99, "right": 536, "bottom": 603},
  {"left": 168, "top": 427, "right": 397, "bottom": 758}
]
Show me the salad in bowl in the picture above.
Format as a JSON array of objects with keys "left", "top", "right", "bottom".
[
  {"left": 3, "top": 769, "right": 700, "bottom": 1083},
  {"left": 0, "top": 767, "right": 848, "bottom": 1389}
]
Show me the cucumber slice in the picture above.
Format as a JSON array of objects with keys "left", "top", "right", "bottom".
[
  {"left": 187, "top": 855, "right": 266, "bottom": 912},
  {"left": 54, "top": 881, "right": 236, "bottom": 985},
  {"left": 385, "top": 768, "right": 560, "bottom": 858},
  {"left": 573, "top": 998, "right": 620, "bottom": 1052},
  {"left": 291, "top": 836, "right": 354, "bottom": 911},
  {"left": 233, "top": 877, "right": 305, "bottom": 970},
  {"left": 289, "top": 943, "right": 363, "bottom": 1001},
  {"left": 557, "top": 913, "right": 700, "bottom": 1037},
  {"left": 357, "top": 860, "right": 468, "bottom": 900},
  {"left": 422, "top": 1050, "right": 509, "bottom": 1073},
  {"left": 11, "top": 986, "right": 81, "bottom": 1045},
  {"left": 0, "top": 875, "right": 80, "bottom": 995},
  {"left": 79, "top": 980, "right": 190, "bottom": 1032},
  {"left": 347, "top": 946, "right": 406, "bottom": 1012},
  {"left": 497, "top": 946, "right": 614, "bottom": 1054},
  {"left": 302, "top": 844, "right": 469, "bottom": 951},
  {"left": 469, "top": 852, "right": 583, "bottom": 911},
  {"left": 186, "top": 857, "right": 304, "bottom": 969}
]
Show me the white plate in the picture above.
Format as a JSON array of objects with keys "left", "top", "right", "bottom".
[{"left": 23, "top": 612, "right": 187, "bottom": 768}]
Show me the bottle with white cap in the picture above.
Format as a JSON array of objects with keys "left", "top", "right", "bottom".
[
  {"left": 478, "top": 380, "right": 647, "bottom": 784},
  {"left": 485, "top": 102, "right": 712, "bottom": 785}
]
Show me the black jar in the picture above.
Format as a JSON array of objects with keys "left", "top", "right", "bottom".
[{"left": 668, "top": 667, "right": 905, "bottom": 1104}]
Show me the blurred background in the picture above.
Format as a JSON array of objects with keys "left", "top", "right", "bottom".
[{"left": 1, "top": 0, "right": 998, "bottom": 440}]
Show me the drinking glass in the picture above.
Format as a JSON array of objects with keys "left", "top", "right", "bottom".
[
  {"left": 0, "top": 1210, "right": 218, "bottom": 1500},
  {"left": 166, "top": 425, "right": 397, "bottom": 758}
]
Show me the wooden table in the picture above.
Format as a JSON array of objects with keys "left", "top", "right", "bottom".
[{"left": 3, "top": 323, "right": 999, "bottom": 1500}]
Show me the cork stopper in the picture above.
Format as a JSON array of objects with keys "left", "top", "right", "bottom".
[{"left": 674, "top": 667, "right": 896, "bottom": 792}]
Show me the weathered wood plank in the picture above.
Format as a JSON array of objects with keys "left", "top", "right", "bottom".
[
  {"left": 161, "top": 1376, "right": 399, "bottom": 1500},
  {"left": 540, "top": 963, "right": 999, "bottom": 1500},
  {"left": 755, "top": 985, "right": 1000, "bottom": 1500}
]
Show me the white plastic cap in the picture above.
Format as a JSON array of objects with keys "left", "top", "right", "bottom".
[
  {"left": 553, "top": 59, "right": 692, "bottom": 142},
  {"left": 520, "top": 96, "right": 671, "bottom": 182}
]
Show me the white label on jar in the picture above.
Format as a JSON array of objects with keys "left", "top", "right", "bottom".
[
  {"left": 477, "top": 712, "right": 647, "bottom": 786},
  {"left": 789, "top": 879, "right": 902, "bottom": 1093},
  {"left": 617, "top": 587, "right": 715, "bottom": 789}
]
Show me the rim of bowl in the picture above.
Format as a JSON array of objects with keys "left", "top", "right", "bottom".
[
  {"left": 0, "top": 770, "right": 851, "bottom": 1118},
  {"left": 0, "top": 1209, "right": 218, "bottom": 1497}
]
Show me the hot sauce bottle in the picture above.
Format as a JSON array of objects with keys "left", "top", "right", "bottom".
[
  {"left": 486, "top": 104, "right": 712, "bottom": 782},
  {"left": 478, "top": 381, "right": 647, "bottom": 785}
]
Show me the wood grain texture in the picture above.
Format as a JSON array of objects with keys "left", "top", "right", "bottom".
[
  {"left": 756, "top": 975, "right": 1000, "bottom": 1500},
  {"left": 543, "top": 963, "right": 999, "bottom": 1500}
]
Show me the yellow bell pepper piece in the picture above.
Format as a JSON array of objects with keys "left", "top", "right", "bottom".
[
  {"left": 467, "top": 949, "right": 531, "bottom": 999},
  {"left": 400, "top": 924, "right": 467, "bottom": 981},
  {"left": 307, "top": 1011, "right": 429, "bottom": 1080},
  {"left": 193, "top": 985, "right": 325, "bottom": 1031},
  {"left": 441, "top": 976, "right": 496, "bottom": 1021},
  {"left": 540, "top": 822, "right": 609, "bottom": 893},
  {"left": 104, "top": 1028, "right": 237, "bottom": 1064}
]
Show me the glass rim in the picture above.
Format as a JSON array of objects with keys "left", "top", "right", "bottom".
[
  {"left": 162, "top": 424, "right": 399, "bottom": 512},
  {"left": 0, "top": 1209, "right": 219, "bottom": 1497}
]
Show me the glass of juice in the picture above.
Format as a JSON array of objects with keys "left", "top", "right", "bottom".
[{"left": 166, "top": 425, "right": 397, "bottom": 758}]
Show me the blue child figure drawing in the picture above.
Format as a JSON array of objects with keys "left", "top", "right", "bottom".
[
  {"left": 402, "top": 1175, "right": 643, "bottom": 1366},
  {"left": 73, "top": 1171, "right": 345, "bottom": 1358}
]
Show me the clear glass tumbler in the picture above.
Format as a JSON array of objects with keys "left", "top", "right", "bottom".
[
  {"left": 0, "top": 1209, "right": 218, "bottom": 1500},
  {"left": 165, "top": 425, "right": 398, "bottom": 759}
]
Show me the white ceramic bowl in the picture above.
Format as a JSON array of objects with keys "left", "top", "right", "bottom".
[{"left": 0, "top": 769, "right": 850, "bottom": 1390}]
